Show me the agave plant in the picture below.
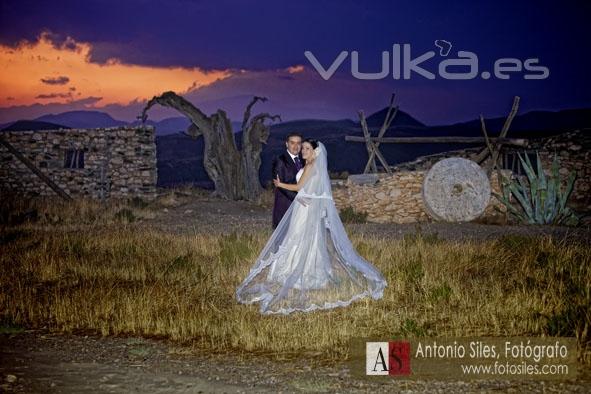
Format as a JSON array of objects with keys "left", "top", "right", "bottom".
[{"left": 492, "top": 150, "right": 579, "bottom": 226}]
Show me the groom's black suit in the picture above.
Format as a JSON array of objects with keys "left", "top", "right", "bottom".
[{"left": 271, "top": 151, "right": 305, "bottom": 229}]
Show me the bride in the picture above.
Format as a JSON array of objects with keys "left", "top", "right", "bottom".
[{"left": 235, "top": 139, "right": 387, "bottom": 315}]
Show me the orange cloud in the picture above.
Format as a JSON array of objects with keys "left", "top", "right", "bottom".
[
  {"left": 286, "top": 65, "right": 305, "bottom": 74},
  {"left": 0, "top": 31, "right": 233, "bottom": 108}
]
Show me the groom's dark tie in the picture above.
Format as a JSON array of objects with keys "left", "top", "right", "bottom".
[{"left": 294, "top": 156, "right": 302, "bottom": 171}]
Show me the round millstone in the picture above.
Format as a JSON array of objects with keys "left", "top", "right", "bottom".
[{"left": 422, "top": 157, "right": 491, "bottom": 222}]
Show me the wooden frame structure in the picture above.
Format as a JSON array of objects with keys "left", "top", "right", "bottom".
[{"left": 346, "top": 95, "right": 527, "bottom": 174}]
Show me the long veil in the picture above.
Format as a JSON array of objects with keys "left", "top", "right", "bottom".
[{"left": 235, "top": 141, "right": 387, "bottom": 315}]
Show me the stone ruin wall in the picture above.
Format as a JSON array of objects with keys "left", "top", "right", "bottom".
[
  {"left": 332, "top": 129, "right": 590, "bottom": 224},
  {"left": 0, "top": 126, "right": 157, "bottom": 201},
  {"left": 332, "top": 170, "right": 508, "bottom": 224},
  {"left": 2, "top": 124, "right": 587, "bottom": 223}
]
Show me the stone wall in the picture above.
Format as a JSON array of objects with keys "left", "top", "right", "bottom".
[
  {"left": 332, "top": 170, "right": 508, "bottom": 224},
  {"left": 331, "top": 129, "right": 590, "bottom": 224},
  {"left": 0, "top": 126, "right": 157, "bottom": 200},
  {"left": 534, "top": 130, "right": 591, "bottom": 212}
]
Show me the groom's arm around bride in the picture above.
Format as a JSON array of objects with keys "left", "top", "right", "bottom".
[
  {"left": 272, "top": 155, "right": 298, "bottom": 199},
  {"left": 271, "top": 152, "right": 298, "bottom": 228}
]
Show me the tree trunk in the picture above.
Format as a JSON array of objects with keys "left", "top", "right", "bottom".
[{"left": 139, "top": 92, "right": 280, "bottom": 201}]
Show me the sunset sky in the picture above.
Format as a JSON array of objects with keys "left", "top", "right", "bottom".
[{"left": 0, "top": 0, "right": 590, "bottom": 125}]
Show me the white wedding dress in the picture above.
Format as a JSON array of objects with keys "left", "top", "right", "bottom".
[
  {"left": 235, "top": 142, "right": 387, "bottom": 315},
  {"left": 295, "top": 167, "right": 304, "bottom": 183}
]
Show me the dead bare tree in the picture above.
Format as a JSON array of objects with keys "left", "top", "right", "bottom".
[{"left": 139, "top": 92, "right": 280, "bottom": 201}]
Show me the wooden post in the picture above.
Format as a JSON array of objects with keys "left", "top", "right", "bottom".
[
  {"left": 364, "top": 93, "right": 398, "bottom": 174},
  {"left": 358, "top": 110, "right": 392, "bottom": 174},
  {"left": 474, "top": 96, "right": 520, "bottom": 165},
  {"left": 491, "top": 96, "right": 520, "bottom": 168},
  {"left": 358, "top": 110, "right": 377, "bottom": 173},
  {"left": 479, "top": 114, "right": 496, "bottom": 162},
  {"left": 0, "top": 134, "right": 73, "bottom": 201}
]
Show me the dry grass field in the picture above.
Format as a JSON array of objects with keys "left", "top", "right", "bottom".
[{"left": 1, "top": 189, "right": 590, "bottom": 371}]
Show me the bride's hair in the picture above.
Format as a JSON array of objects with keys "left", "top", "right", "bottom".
[{"left": 303, "top": 138, "right": 318, "bottom": 149}]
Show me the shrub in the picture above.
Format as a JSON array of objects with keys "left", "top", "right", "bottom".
[
  {"left": 339, "top": 206, "right": 368, "bottom": 223},
  {"left": 493, "top": 150, "right": 579, "bottom": 226}
]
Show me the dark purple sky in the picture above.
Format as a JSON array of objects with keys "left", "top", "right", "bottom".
[{"left": 1, "top": 0, "right": 590, "bottom": 125}]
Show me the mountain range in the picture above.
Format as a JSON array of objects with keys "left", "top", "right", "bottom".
[
  {"left": 155, "top": 106, "right": 591, "bottom": 188},
  {"left": 2, "top": 107, "right": 590, "bottom": 188},
  {"left": 1, "top": 110, "right": 242, "bottom": 136}
]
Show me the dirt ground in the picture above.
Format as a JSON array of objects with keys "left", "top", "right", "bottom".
[
  {"left": 2, "top": 329, "right": 590, "bottom": 393},
  {"left": 145, "top": 190, "right": 591, "bottom": 244},
  {"left": 2, "top": 191, "right": 591, "bottom": 393}
]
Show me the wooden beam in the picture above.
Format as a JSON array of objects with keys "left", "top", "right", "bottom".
[
  {"left": 367, "top": 141, "right": 392, "bottom": 174},
  {"left": 345, "top": 135, "right": 529, "bottom": 146},
  {"left": 364, "top": 93, "right": 398, "bottom": 173},
  {"left": 473, "top": 96, "right": 521, "bottom": 164},
  {"left": 490, "top": 96, "right": 520, "bottom": 168},
  {"left": 378, "top": 93, "right": 397, "bottom": 136},
  {"left": 358, "top": 109, "right": 392, "bottom": 174},
  {"left": 478, "top": 114, "right": 496, "bottom": 165},
  {"left": 358, "top": 110, "right": 378, "bottom": 173},
  {"left": 0, "top": 135, "right": 73, "bottom": 201}
]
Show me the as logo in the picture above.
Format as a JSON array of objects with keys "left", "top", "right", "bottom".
[{"left": 366, "top": 341, "right": 411, "bottom": 376}]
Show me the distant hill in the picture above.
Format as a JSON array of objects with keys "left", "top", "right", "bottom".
[
  {"left": 156, "top": 106, "right": 591, "bottom": 188},
  {"left": 35, "top": 110, "right": 127, "bottom": 129},
  {"left": 130, "top": 116, "right": 243, "bottom": 135},
  {"left": 2, "top": 120, "right": 69, "bottom": 131},
  {"left": 4, "top": 110, "right": 244, "bottom": 136},
  {"left": 365, "top": 108, "right": 425, "bottom": 129},
  {"left": 128, "top": 117, "right": 189, "bottom": 135},
  {"left": 156, "top": 118, "right": 362, "bottom": 188},
  {"left": 427, "top": 107, "right": 591, "bottom": 139},
  {"left": 2, "top": 106, "right": 590, "bottom": 188}
]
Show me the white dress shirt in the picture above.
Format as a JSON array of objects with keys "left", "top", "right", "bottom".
[
  {"left": 287, "top": 150, "right": 299, "bottom": 164},
  {"left": 287, "top": 150, "right": 303, "bottom": 182}
]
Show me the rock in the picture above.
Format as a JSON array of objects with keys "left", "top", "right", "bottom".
[
  {"left": 422, "top": 157, "right": 491, "bottom": 222},
  {"left": 348, "top": 174, "right": 379, "bottom": 185},
  {"left": 389, "top": 189, "right": 401, "bottom": 198},
  {"left": 375, "top": 192, "right": 387, "bottom": 200}
]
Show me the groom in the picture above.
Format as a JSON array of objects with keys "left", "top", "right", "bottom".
[{"left": 271, "top": 132, "right": 305, "bottom": 229}]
